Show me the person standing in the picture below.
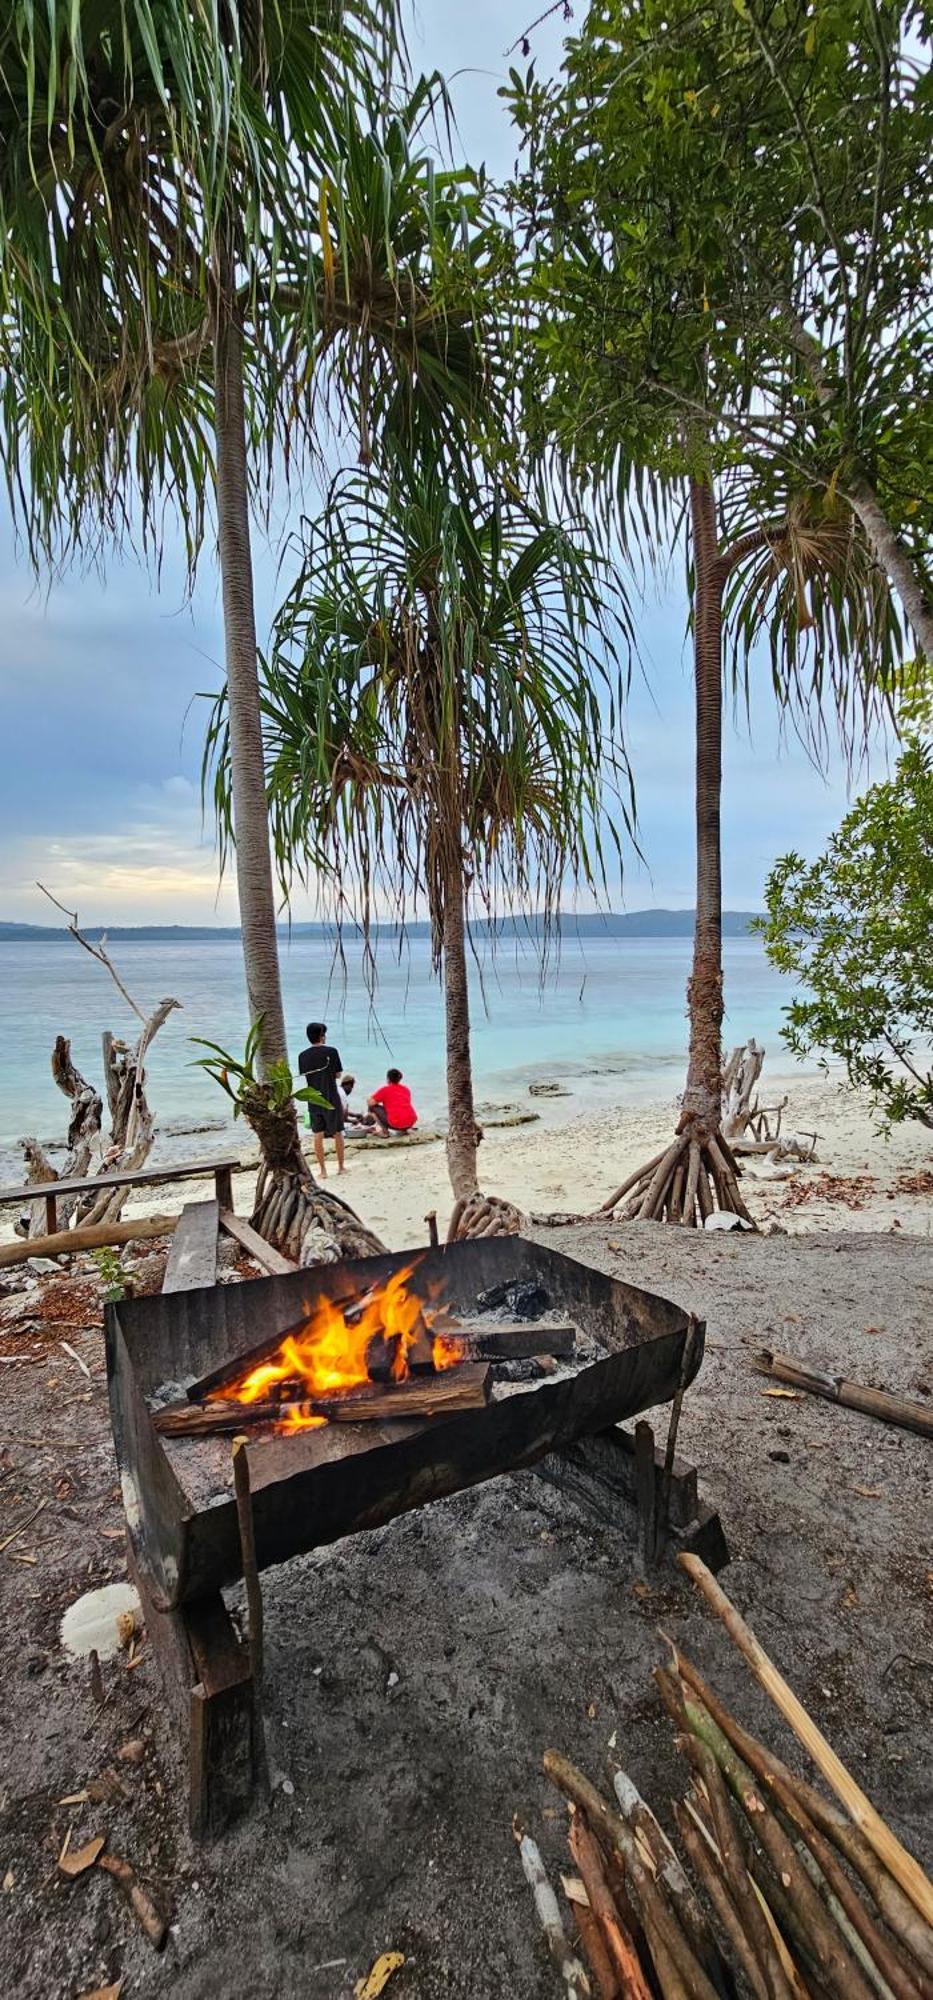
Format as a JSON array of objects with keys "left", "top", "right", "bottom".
[{"left": 299, "top": 1022, "right": 346, "bottom": 1177}]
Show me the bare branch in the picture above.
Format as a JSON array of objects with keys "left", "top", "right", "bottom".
[{"left": 36, "top": 882, "right": 148, "bottom": 1023}]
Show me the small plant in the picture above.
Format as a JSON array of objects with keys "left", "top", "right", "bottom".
[
  {"left": 92, "top": 1245, "right": 127, "bottom": 1303},
  {"left": 192, "top": 1020, "right": 329, "bottom": 1123}
]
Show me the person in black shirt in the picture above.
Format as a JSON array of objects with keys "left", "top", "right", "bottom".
[{"left": 298, "top": 1022, "right": 346, "bottom": 1177}]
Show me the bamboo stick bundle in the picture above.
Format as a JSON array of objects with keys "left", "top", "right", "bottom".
[{"left": 677, "top": 1556, "right": 933, "bottom": 1933}]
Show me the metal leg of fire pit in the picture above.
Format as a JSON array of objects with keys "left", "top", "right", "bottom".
[
  {"left": 535, "top": 1425, "right": 729, "bottom": 1573},
  {"left": 128, "top": 1537, "right": 260, "bottom": 1840}
]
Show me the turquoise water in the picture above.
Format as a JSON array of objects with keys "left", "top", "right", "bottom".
[{"left": 0, "top": 932, "right": 799, "bottom": 1176}]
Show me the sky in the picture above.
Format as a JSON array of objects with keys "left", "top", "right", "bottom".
[{"left": 0, "top": 2, "right": 891, "bottom": 929}]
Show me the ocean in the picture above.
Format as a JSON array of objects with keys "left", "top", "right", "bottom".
[{"left": 0, "top": 932, "right": 801, "bottom": 1179}]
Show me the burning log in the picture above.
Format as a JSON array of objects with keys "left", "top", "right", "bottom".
[
  {"left": 430, "top": 1320, "right": 577, "bottom": 1365},
  {"left": 156, "top": 1364, "right": 493, "bottom": 1437}
]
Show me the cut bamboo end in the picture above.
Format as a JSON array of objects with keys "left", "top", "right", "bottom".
[{"left": 677, "top": 1554, "right": 933, "bottom": 1931}]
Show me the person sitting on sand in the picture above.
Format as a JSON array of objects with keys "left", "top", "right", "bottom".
[
  {"left": 367, "top": 1067, "right": 418, "bottom": 1134},
  {"left": 339, "top": 1073, "right": 370, "bottom": 1128},
  {"left": 298, "top": 1022, "right": 346, "bottom": 1177}
]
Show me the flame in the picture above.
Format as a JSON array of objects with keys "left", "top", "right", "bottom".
[{"left": 213, "top": 1260, "right": 455, "bottom": 1431}]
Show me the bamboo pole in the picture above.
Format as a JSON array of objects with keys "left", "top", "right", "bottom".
[
  {"left": 751, "top": 1351, "right": 933, "bottom": 1441},
  {"left": 0, "top": 1211, "right": 178, "bottom": 1267},
  {"left": 678, "top": 1557, "right": 933, "bottom": 1930}
]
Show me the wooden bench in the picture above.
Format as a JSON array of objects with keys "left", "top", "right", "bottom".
[{"left": 0, "top": 1154, "right": 242, "bottom": 1238}]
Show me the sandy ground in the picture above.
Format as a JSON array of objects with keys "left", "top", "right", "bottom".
[
  {"left": 82, "top": 1065, "right": 933, "bottom": 1247},
  {"left": 0, "top": 1211, "right": 931, "bottom": 1998}
]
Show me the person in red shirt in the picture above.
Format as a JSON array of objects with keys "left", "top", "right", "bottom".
[{"left": 367, "top": 1067, "right": 418, "bottom": 1134}]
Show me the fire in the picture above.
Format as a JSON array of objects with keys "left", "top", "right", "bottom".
[{"left": 213, "top": 1260, "right": 459, "bottom": 1431}]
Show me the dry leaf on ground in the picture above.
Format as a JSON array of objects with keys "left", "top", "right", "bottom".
[
  {"left": 761, "top": 1388, "right": 802, "bottom": 1400},
  {"left": 77, "top": 1983, "right": 122, "bottom": 2000},
  {"left": 354, "top": 1951, "right": 406, "bottom": 1998},
  {"left": 59, "top": 1835, "right": 105, "bottom": 1878},
  {"left": 852, "top": 1485, "right": 882, "bottom": 1499}
]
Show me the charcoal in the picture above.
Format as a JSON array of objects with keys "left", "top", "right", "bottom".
[{"left": 473, "top": 1280, "right": 550, "bottom": 1321}]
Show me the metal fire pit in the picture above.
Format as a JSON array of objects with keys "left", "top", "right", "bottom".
[{"left": 107, "top": 1235, "right": 702, "bottom": 1612}]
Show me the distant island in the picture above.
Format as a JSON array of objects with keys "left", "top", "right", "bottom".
[{"left": 0, "top": 909, "right": 761, "bottom": 942}]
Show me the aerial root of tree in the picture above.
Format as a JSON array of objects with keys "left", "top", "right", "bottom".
[
  {"left": 446, "top": 1190, "right": 525, "bottom": 1243},
  {"left": 251, "top": 1158, "right": 383, "bottom": 1266},
  {"left": 600, "top": 1128, "right": 756, "bottom": 1228}
]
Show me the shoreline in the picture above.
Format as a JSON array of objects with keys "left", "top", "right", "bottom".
[{"left": 4, "top": 1066, "right": 930, "bottom": 1251}]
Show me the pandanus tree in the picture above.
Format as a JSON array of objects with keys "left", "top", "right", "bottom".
[
  {"left": 506, "top": 4, "right": 901, "bottom": 1226},
  {"left": 0, "top": 4, "right": 498, "bottom": 1259},
  {"left": 207, "top": 454, "right": 632, "bottom": 1214}
]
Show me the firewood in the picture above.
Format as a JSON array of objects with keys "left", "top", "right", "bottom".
[
  {"left": 678, "top": 1556, "right": 933, "bottom": 1931},
  {"left": 315, "top": 1365, "right": 491, "bottom": 1423},
  {"left": 673, "top": 1707, "right": 878, "bottom": 2000},
  {"left": 677, "top": 1734, "right": 797, "bottom": 2000},
  {"left": 157, "top": 1365, "right": 492, "bottom": 1437},
  {"left": 513, "top": 1820, "right": 592, "bottom": 1996},
  {"left": 671, "top": 1648, "right": 933, "bottom": 1991},
  {"left": 611, "top": 1769, "right": 721, "bottom": 1987},
  {"left": 569, "top": 1813, "right": 654, "bottom": 2000},
  {"left": 752, "top": 1350, "right": 933, "bottom": 1441},
  {"left": 436, "top": 1320, "right": 577, "bottom": 1363},
  {"left": 543, "top": 1753, "right": 722, "bottom": 2000},
  {"left": 674, "top": 1803, "right": 771, "bottom": 2000},
  {"left": 0, "top": 1212, "right": 177, "bottom": 1268}
]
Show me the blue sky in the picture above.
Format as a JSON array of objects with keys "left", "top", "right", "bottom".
[{"left": 0, "top": 2, "right": 888, "bottom": 927}]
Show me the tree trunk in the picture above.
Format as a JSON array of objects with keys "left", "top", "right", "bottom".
[
  {"left": 213, "top": 276, "right": 290, "bottom": 1077},
  {"left": 680, "top": 476, "right": 725, "bottom": 1141},
  {"left": 597, "top": 474, "right": 753, "bottom": 1228},
  {"left": 845, "top": 475, "right": 933, "bottom": 661},
  {"left": 442, "top": 847, "right": 479, "bottom": 1200},
  {"left": 212, "top": 268, "right": 383, "bottom": 1264}
]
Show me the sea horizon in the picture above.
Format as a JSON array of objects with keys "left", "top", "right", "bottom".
[{"left": 0, "top": 928, "right": 802, "bottom": 1181}]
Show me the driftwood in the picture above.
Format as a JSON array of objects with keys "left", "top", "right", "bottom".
[
  {"left": 18, "top": 891, "right": 180, "bottom": 1241},
  {"left": 0, "top": 1212, "right": 178, "bottom": 1269},
  {"left": 752, "top": 1350, "right": 933, "bottom": 1441},
  {"left": 722, "top": 1039, "right": 766, "bottom": 1140},
  {"left": 679, "top": 1555, "right": 933, "bottom": 1930},
  {"left": 156, "top": 1363, "right": 493, "bottom": 1436}
]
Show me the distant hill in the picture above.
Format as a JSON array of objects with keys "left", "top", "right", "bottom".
[{"left": 0, "top": 909, "right": 761, "bottom": 943}]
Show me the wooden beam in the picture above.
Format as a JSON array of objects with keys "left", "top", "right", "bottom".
[
  {"left": 0, "top": 1211, "right": 178, "bottom": 1268},
  {"left": 218, "top": 1208, "right": 296, "bottom": 1276},
  {"left": 0, "top": 1153, "right": 242, "bottom": 1208},
  {"left": 753, "top": 1349, "right": 933, "bottom": 1441},
  {"left": 162, "top": 1200, "right": 219, "bottom": 1295}
]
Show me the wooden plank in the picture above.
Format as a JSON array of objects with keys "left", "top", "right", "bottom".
[
  {"left": 218, "top": 1208, "right": 296, "bottom": 1276},
  {"left": 126, "top": 1534, "right": 257, "bottom": 1842},
  {"left": 0, "top": 1154, "right": 242, "bottom": 1208},
  {"left": 0, "top": 1211, "right": 179, "bottom": 1269},
  {"left": 162, "top": 1200, "right": 219, "bottom": 1295}
]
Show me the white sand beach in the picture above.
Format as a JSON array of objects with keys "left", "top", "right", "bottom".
[{"left": 30, "top": 1064, "right": 922, "bottom": 1253}]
